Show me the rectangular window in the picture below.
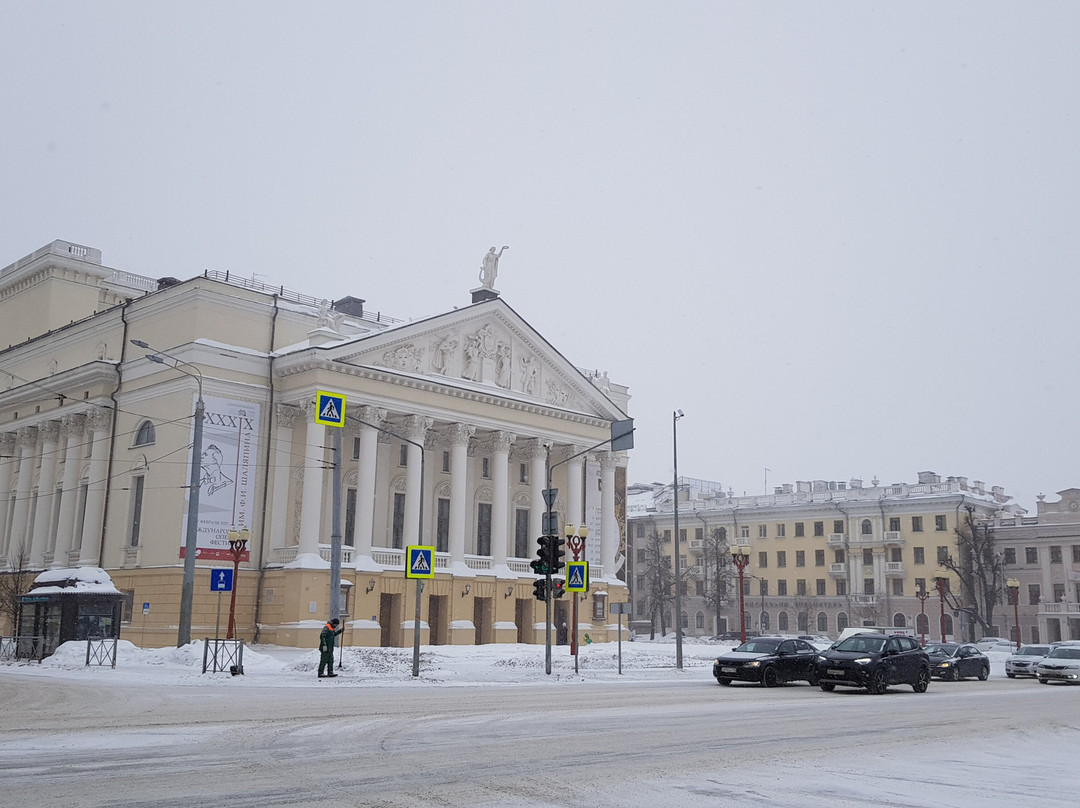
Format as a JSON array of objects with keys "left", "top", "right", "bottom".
[
  {"left": 392, "top": 492, "right": 405, "bottom": 549},
  {"left": 814, "top": 521, "right": 824, "bottom": 537},
  {"left": 937, "top": 546, "right": 950, "bottom": 564},
  {"left": 1050, "top": 546, "right": 1063, "bottom": 564},
  {"left": 912, "top": 516, "right": 923, "bottom": 532},
  {"left": 695, "top": 580, "right": 704, "bottom": 596},
  {"left": 815, "top": 549, "right": 825, "bottom": 567},
  {"left": 514, "top": 508, "right": 530, "bottom": 557},
  {"left": 777, "top": 580, "right": 788, "bottom": 596},
  {"left": 442, "top": 451, "right": 450, "bottom": 473},
  {"left": 834, "top": 549, "right": 845, "bottom": 563},
  {"left": 743, "top": 578, "right": 751, "bottom": 596},
  {"left": 695, "top": 527, "right": 703, "bottom": 541},
  {"left": 862, "top": 549, "right": 873, "bottom": 566},
  {"left": 1025, "top": 547, "right": 1038, "bottom": 564},
  {"left": 935, "top": 515, "right": 947, "bottom": 531},
  {"left": 636, "top": 548, "right": 646, "bottom": 563},
  {"left": 836, "top": 579, "right": 847, "bottom": 596},
  {"left": 776, "top": 523, "right": 786, "bottom": 537},
  {"left": 794, "top": 522, "right": 805, "bottom": 537},
  {"left": 795, "top": 550, "right": 805, "bottom": 567},
  {"left": 889, "top": 517, "right": 901, "bottom": 532},
  {"left": 119, "top": 590, "right": 135, "bottom": 623},
  {"left": 476, "top": 503, "right": 492, "bottom": 555},
  {"left": 1004, "top": 547, "right": 1016, "bottom": 565},
  {"left": 636, "top": 523, "right": 645, "bottom": 539},
  {"left": 663, "top": 530, "right": 671, "bottom": 541},
  {"left": 796, "top": 579, "right": 807, "bottom": 596},
  {"left": 890, "top": 547, "right": 902, "bottom": 563},
  {"left": 777, "top": 551, "right": 787, "bottom": 568},
  {"left": 481, "top": 457, "right": 490, "bottom": 479},
  {"left": 816, "top": 579, "right": 826, "bottom": 596},
  {"left": 1073, "top": 545, "right": 1080, "bottom": 563},
  {"left": 892, "top": 579, "right": 904, "bottom": 596},
  {"left": 1028, "top": 584, "right": 1041, "bottom": 606},
  {"left": 128, "top": 475, "right": 145, "bottom": 547},
  {"left": 740, "top": 526, "right": 750, "bottom": 538},
  {"left": 758, "top": 524, "right": 767, "bottom": 538},
  {"left": 345, "top": 488, "right": 357, "bottom": 544},
  {"left": 399, "top": 444, "right": 408, "bottom": 466},
  {"left": 863, "top": 578, "right": 875, "bottom": 595},
  {"left": 913, "top": 546, "right": 925, "bottom": 565},
  {"left": 680, "top": 529, "right": 686, "bottom": 543},
  {"left": 437, "top": 498, "right": 451, "bottom": 553},
  {"left": 833, "top": 520, "right": 844, "bottom": 534},
  {"left": 759, "top": 579, "right": 768, "bottom": 596},
  {"left": 1053, "top": 583, "right": 1066, "bottom": 602},
  {"left": 915, "top": 577, "right": 926, "bottom": 593},
  {"left": 519, "top": 463, "right": 528, "bottom": 484},
  {"left": 353, "top": 437, "right": 361, "bottom": 460},
  {"left": 758, "top": 551, "right": 768, "bottom": 568}
]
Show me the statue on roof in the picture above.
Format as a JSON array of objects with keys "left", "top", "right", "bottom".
[{"left": 479, "top": 246, "right": 508, "bottom": 289}]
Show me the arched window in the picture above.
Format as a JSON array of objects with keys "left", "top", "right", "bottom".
[
  {"left": 917, "top": 613, "right": 929, "bottom": 635},
  {"left": 817, "top": 612, "right": 828, "bottom": 632},
  {"left": 761, "top": 611, "right": 770, "bottom": 631},
  {"left": 837, "top": 612, "right": 849, "bottom": 632},
  {"left": 778, "top": 611, "right": 789, "bottom": 632},
  {"left": 133, "top": 420, "right": 156, "bottom": 446},
  {"left": 893, "top": 612, "right": 907, "bottom": 628},
  {"left": 943, "top": 614, "right": 954, "bottom": 637},
  {"left": 695, "top": 611, "right": 705, "bottom": 630},
  {"left": 861, "top": 519, "right": 873, "bottom": 535}
]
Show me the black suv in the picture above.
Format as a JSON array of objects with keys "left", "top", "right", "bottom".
[{"left": 815, "top": 633, "right": 930, "bottom": 695}]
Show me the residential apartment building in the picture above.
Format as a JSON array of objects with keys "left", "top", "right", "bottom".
[
  {"left": 627, "top": 472, "right": 1020, "bottom": 641},
  {"left": 0, "top": 240, "right": 630, "bottom": 650},
  {"left": 982, "top": 488, "right": 1080, "bottom": 644}
]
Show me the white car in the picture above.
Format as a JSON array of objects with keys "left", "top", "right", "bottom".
[
  {"left": 1005, "top": 644, "right": 1052, "bottom": 678},
  {"left": 1035, "top": 646, "right": 1080, "bottom": 684},
  {"left": 974, "top": 637, "right": 1008, "bottom": 651}
]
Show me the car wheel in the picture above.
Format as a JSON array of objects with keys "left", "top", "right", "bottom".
[
  {"left": 949, "top": 666, "right": 960, "bottom": 682},
  {"left": 762, "top": 666, "right": 780, "bottom": 688},
  {"left": 819, "top": 682, "right": 835, "bottom": 692},
  {"left": 807, "top": 668, "right": 820, "bottom": 687},
  {"left": 978, "top": 664, "right": 989, "bottom": 681},
  {"left": 1039, "top": 678, "right": 1049, "bottom": 685},
  {"left": 912, "top": 667, "right": 930, "bottom": 693},
  {"left": 868, "top": 668, "right": 888, "bottom": 695},
  {"left": 1006, "top": 672, "right": 1016, "bottom": 679},
  {"left": 717, "top": 677, "right": 732, "bottom": 687}
]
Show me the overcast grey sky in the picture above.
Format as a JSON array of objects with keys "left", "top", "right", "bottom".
[{"left": 3, "top": 2, "right": 1078, "bottom": 510}]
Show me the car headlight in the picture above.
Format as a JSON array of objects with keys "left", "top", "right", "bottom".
[
  {"left": 745, "top": 660, "right": 761, "bottom": 668},
  {"left": 817, "top": 655, "right": 827, "bottom": 663},
  {"left": 854, "top": 657, "right": 872, "bottom": 665},
  {"left": 939, "top": 662, "right": 952, "bottom": 668}
]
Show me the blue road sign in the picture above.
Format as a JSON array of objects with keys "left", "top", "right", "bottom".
[
  {"left": 211, "top": 568, "right": 234, "bottom": 592},
  {"left": 406, "top": 545, "right": 435, "bottom": 579},
  {"left": 314, "top": 390, "right": 346, "bottom": 427},
  {"left": 566, "top": 561, "right": 588, "bottom": 592}
]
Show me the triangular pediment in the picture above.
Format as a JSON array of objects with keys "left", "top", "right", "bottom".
[{"left": 316, "top": 299, "right": 625, "bottom": 421}]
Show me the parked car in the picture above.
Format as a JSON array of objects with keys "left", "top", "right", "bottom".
[
  {"left": 712, "top": 636, "right": 820, "bottom": 687},
  {"left": 974, "top": 637, "right": 1008, "bottom": 651},
  {"left": 988, "top": 641, "right": 1018, "bottom": 654},
  {"left": 1005, "top": 644, "right": 1052, "bottom": 678},
  {"left": 1036, "top": 645, "right": 1080, "bottom": 684},
  {"left": 814, "top": 632, "right": 930, "bottom": 694},
  {"left": 924, "top": 642, "right": 990, "bottom": 681}
]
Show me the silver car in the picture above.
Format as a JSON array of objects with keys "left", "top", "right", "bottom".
[
  {"left": 1005, "top": 644, "right": 1051, "bottom": 678},
  {"left": 1036, "top": 646, "right": 1080, "bottom": 684}
]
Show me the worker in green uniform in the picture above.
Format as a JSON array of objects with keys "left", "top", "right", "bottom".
[{"left": 318, "top": 618, "right": 344, "bottom": 678}]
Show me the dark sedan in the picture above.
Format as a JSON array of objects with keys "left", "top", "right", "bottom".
[
  {"left": 925, "top": 642, "right": 990, "bottom": 681},
  {"left": 713, "top": 637, "right": 820, "bottom": 687}
]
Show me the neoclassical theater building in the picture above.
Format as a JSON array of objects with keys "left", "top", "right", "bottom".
[{"left": 0, "top": 240, "right": 631, "bottom": 647}]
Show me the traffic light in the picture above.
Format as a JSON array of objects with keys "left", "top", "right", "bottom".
[
  {"left": 551, "top": 578, "right": 566, "bottom": 599},
  {"left": 532, "top": 578, "right": 548, "bottom": 601},
  {"left": 529, "top": 557, "right": 548, "bottom": 575},
  {"left": 538, "top": 535, "right": 566, "bottom": 573}
]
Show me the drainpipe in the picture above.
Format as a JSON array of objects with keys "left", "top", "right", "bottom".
[
  {"left": 97, "top": 299, "right": 133, "bottom": 567},
  {"left": 252, "top": 293, "right": 280, "bottom": 644}
]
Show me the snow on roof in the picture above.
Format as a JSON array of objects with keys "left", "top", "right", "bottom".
[{"left": 30, "top": 567, "right": 121, "bottom": 596}]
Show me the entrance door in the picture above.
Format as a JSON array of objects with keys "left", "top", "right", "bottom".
[
  {"left": 473, "top": 597, "right": 493, "bottom": 644},
  {"left": 515, "top": 598, "right": 532, "bottom": 643},
  {"left": 428, "top": 595, "right": 447, "bottom": 645},
  {"left": 379, "top": 593, "right": 402, "bottom": 647}
]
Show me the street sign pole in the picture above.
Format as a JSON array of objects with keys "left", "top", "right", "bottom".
[{"left": 215, "top": 590, "right": 223, "bottom": 641}]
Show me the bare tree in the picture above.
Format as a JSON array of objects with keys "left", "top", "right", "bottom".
[
  {"left": 700, "top": 526, "right": 734, "bottom": 635},
  {"left": 641, "top": 529, "right": 675, "bottom": 639},
  {"left": 941, "top": 506, "right": 1004, "bottom": 641},
  {"left": 0, "top": 545, "right": 32, "bottom": 636}
]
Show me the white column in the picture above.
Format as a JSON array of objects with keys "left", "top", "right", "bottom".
[
  {"left": 268, "top": 404, "right": 300, "bottom": 555},
  {"left": 526, "top": 439, "right": 550, "bottom": 540},
  {"left": 52, "top": 414, "right": 86, "bottom": 568},
  {"left": 402, "top": 415, "right": 432, "bottom": 548},
  {"left": 353, "top": 406, "right": 385, "bottom": 562},
  {"left": 8, "top": 427, "right": 39, "bottom": 564},
  {"left": 566, "top": 445, "right": 585, "bottom": 531},
  {"left": 77, "top": 409, "right": 112, "bottom": 567},
  {"left": 598, "top": 450, "right": 621, "bottom": 581},
  {"left": 489, "top": 430, "right": 515, "bottom": 572},
  {"left": 447, "top": 423, "right": 474, "bottom": 575},
  {"left": 297, "top": 408, "right": 326, "bottom": 559},
  {"left": 28, "top": 421, "right": 60, "bottom": 568},
  {"left": 0, "top": 432, "right": 15, "bottom": 561}
]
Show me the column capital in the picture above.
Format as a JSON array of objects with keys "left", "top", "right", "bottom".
[
  {"left": 555, "top": 444, "right": 587, "bottom": 465},
  {"left": 275, "top": 403, "right": 303, "bottom": 429},
  {"left": 0, "top": 431, "right": 15, "bottom": 455},
  {"left": 402, "top": 414, "right": 434, "bottom": 443},
  {"left": 519, "top": 437, "right": 552, "bottom": 461},
  {"left": 355, "top": 405, "right": 387, "bottom": 426},
  {"left": 444, "top": 423, "right": 475, "bottom": 448},
  {"left": 85, "top": 407, "right": 113, "bottom": 433},
  {"left": 16, "top": 426, "right": 38, "bottom": 449},
  {"left": 60, "top": 413, "right": 87, "bottom": 438},
  {"left": 481, "top": 430, "right": 516, "bottom": 455},
  {"left": 596, "top": 450, "right": 619, "bottom": 473},
  {"left": 38, "top": 420, "right": 61, "bottom": 445}
]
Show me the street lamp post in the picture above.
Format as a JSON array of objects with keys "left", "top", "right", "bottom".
[
  {"left": 672, "top": 409, "right": 684, "bottom": 669},
  {"left": 131, "top": 339, "right": 204, "bottom": 647},
  {"left": 933, "top": 572, "right": 949, "bottom": 642},
  {"left": 1007, "top": 578, "right": 1021, "bottom": 650},
  {"left": 729, "top": 545, "right": 751, "bottom": 643},
  {"left": 225, "top": 529, "right": 250, "bottom": 639},
  {"left": 915, "top": 583, "right": 931, "bottom": 647}
]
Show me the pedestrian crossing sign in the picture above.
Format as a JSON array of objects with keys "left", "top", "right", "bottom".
[
  {"left": 314, "top": 390, "right": 346, "bottom": 427},
  {"left": 566, "top": 561, "right": 588, "bottom": 592},
  {"left": 406, "top": 545, "right": 435, "bottom": 579}
]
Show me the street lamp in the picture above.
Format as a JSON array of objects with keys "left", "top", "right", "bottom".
[
  {"left": 131, "top": 339, "right": 204, "bottom": 647},
  {"left": 1007, "top": 578, "right": 1021, "bottom": 650},
  {"left": 933, "top": 571, "right": 949, "bottom": 643},
  {"left": 915, "top": 583, "right": 931, "bottom": 647},
  {"left": 672, "top": 409, "right": 684, "bottom": 669},
  {"left": 225, "top": 529, "right": 250, "bottom": 639},
  {"left": 729, "top": 545, "right": 751, "bottom": 643}
]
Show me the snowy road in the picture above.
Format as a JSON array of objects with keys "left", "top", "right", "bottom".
[{"left": 1, "top": 672, "right": 1076, "bottom": 807}]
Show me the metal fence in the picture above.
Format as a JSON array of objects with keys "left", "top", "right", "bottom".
[
  {"left": 202, "top": 638, "right": 245, "bottom": 675},
  {"left": 85, "top": 636, "right": 118, "bottom": 668},
  {"left": 0, "top": 635, "right": 46, "bottom": 662}
]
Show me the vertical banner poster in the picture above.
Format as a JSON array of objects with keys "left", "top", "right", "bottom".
[{"left": 181, "top": 396, "right": 261, "bottom": 561}]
